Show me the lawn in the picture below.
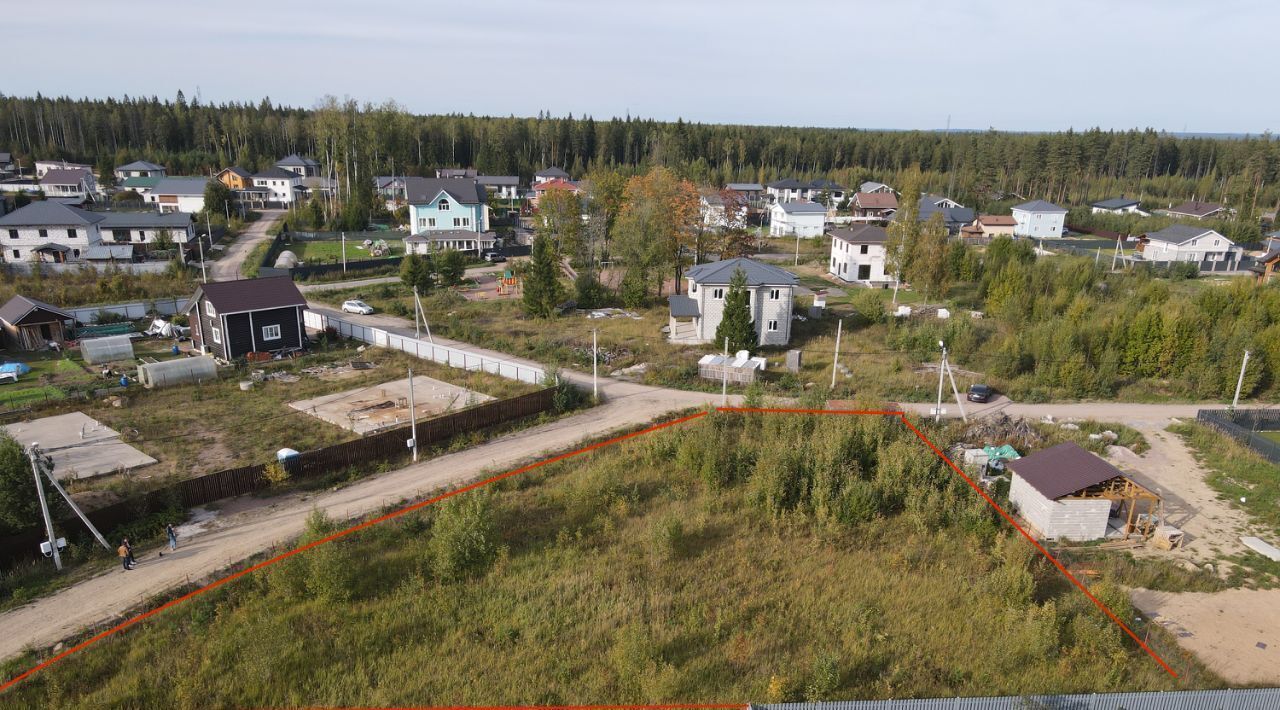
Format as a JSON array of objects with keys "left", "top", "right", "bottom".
[
  {"left": 0, "top": 412, "right": 1217, "bottom": 707},
  {"left": 1260, "top": 431, "right": 1280, "bottom": 445},
  {"left": 287, "top": 237, "right": 404, "bottom": 265},
  {"left": 0, "top": 352, "right": 98, "bottom": 408}
]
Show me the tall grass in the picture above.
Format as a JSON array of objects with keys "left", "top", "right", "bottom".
[{"left": 1, "top": 413, "right": 1218, "bottom": 707}]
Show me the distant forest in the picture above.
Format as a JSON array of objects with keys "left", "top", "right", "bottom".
[{"left": 3, "top": 92, "right": 1279, "bottom": 219}]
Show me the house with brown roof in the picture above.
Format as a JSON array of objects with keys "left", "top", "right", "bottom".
[
  {"left": 1007, "top": 442, "right": 1158, "bottom": 541},
  {"left": 850, "top": 192, "right": 897, "bottom": 220},
  {"left": 961, "top": 214, "right": 1017, "bottom": 240},
  {"left": 1163, "top": 200, "right": 1225, "bottom": 220},
  {"left": 1252, "top": 249, "right": 1280, "bottom": 284},
  {"left": 184, "top": 276, "right": 307, "bottom": 361},
  {"left": 216, "top": 167, "right": 253, "bottom": 191}
]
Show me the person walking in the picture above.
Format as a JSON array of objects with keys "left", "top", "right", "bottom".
[
  {"left": 118, "top": 541, "right": 133, "bottom": 571},
  {"left": 166, "top": 523, "right": 178, "bottom": 552},
  {"left": 122, "top": 537, "right": 136, "bottom": 568}
]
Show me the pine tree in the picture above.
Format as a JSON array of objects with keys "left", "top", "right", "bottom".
[
  {"left": 715, "top": 267, "right": 756, "bottom": 353},
  {"left": 522, "top": 236, "right": 563, "bottom": 318},
  {"left": 399, "top": 252, "right": 433, "bottom": 295},
  {"left": 438, "top": 249, "right": 466, "bottom": 287}
]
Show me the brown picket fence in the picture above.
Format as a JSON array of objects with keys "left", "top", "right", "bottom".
[{"left": 0, "top": 388, "right": 556, "bottom": 568}]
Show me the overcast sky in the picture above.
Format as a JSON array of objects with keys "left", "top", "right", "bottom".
[{"left": 7, "top": 0, "right": 1271, "bottom": 133}]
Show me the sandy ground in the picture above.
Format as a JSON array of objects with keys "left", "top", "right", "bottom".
[
  {"left": 288, "top": 375, "right": 492, "bottom": 434},
  {"left": 0, "top": 376, "right": 734, "bottom": 664},
  {"left": 1131, "top": 587, "right": 1280, "bottom": 684}
]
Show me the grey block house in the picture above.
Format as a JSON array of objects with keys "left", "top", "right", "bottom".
[
  {"left": 185, "top": 276, "right": 307, "bottom": 361},
  {"left": 668, "top": 258, "right": 798, "bottom": 347}
]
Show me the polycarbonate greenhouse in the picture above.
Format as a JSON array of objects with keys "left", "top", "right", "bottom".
[
  {"left": 80, "top": 335, "right": 135, "bottom": 365},
  {"left": 136, "top": 356, "right": 218, "bottom": 388}
]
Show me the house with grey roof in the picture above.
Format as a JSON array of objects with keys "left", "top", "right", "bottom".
[
  {"left": 404, "top": 229, "right": 498, "bottom": 256},
  {"left": 0, "top": 295, "right": 74, "bottom": 350},
  {"left": 769, "top": 200, "right": 827, "bottom": 238},
  {"left": 1162, "top": 200, "right": 1225, "bottom": 220},
  {"left": 1140, "top": 224, "right": 1241, "bottom": 265},
  {"left": 0, "top": 201, "right": 106, "bottom": 262},
  {"left": 896, "top": 194, "right": 975, "bottom": 235},
  {"left": 533, "top": 167, "right": 570, "bottom": 185},
  {"left": 1011, "top": 199, "right": 1067, "bottom": 238},
  {"left": 148, "top": 176, "right": 210, "bottom": 213},
  {"left": 100, "top": 211, "right": 195, "bottom": 248},
  {"left": 113, "top": 160, "right": 166, "bottom": 181},
  {"left": 39, "top": 168, "right": 97, "bottom": 202},
  {"left": 1091, "top": 196, "right": 1144, "bottom": 215},
  {"left": 34, "top": 160, "right": 91, "bottom": 179},
  {"left": 119, "top": 175, "right": 163, "bottom": 197},
  {"left": 829, "top": 225, "right": 892, "bottom": 285},
  {"left": 275, "top": 154, "right": 321, "bottom": 178},
  {"left": 476, "top": 175, "right": 520, "bottom": 201},
  {"left": 668, "top": 257, "right": 798, "bottom": 347},
  {"left": 251, "top": 168, "right": 302, "bottom": 205},
  {"left": 765, "top": 178, "right": 846, "bottom": 207},
  {"left": 405, "top": 177, "right": 490, "bottom": 236},
  {"left": 437, "top": 168, "right": 478, "bottom": 179},
  {"left": 860, "top": 181, "right": 896, "bottom": 195}
]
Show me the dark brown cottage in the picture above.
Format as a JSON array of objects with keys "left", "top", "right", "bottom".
[
  {"left": 184, "top": 276, "right": 307, "bottom": 361},
  {"left": 0, "top": 295, "right": 73, "bottom": 351}
]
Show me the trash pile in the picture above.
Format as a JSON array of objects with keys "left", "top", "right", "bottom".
[
  {"left": 250, "top": 369, "right": 300, "bottom": 384},
  {"left": 959, "top": 414, "right": 1043, "bottom": 451},
  {"left": 573, "top": 344, "right": 633, "bottom": 364},
  {"left": 584, "top": 308, "right": 641, "bottom": 320},
  {"left": 143, "top": 319, "right": 190, "bottom": 339}
]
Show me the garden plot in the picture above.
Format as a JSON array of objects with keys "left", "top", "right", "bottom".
[
  {"left": 3, "top": 411, "right": 156, "bottom": 480},
  {"left": 288, "top": 374, "right": 493, "bottom": 435}
]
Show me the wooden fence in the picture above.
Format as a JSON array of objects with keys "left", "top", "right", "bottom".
[{"left": 0, "top": 388, "right": 555, "bottom": 568}]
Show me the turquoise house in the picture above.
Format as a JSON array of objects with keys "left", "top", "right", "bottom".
[{"left": 405, "top": 177, "right": 489, "bottom": 236}]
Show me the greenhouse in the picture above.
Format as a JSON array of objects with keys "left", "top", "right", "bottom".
[
  {"left": 137, "top": 356, "right": 218, "bottom": 388},
  {"left": 80, "top": 335, "right": 135, "bottom": 365}
]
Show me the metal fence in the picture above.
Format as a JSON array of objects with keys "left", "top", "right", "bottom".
[
  {"left": 67, "top": 296, "right": 186, "bottom": 324},
  {"left": 0, "top": 388, "right": 555, "bottom": 568},
  {"left": 304, "top": 309, "right": 546, "bottom": 384},
  {"left": 1197, "top": 408, "right": 1280, "bottom": 464},
  {"left": 755, "top": 687, "right": 1280, "bottom": 709}
]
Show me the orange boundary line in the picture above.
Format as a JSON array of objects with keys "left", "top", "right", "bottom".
[{"left": 0, "top": 406, "right": 1176, "bottom": 697}]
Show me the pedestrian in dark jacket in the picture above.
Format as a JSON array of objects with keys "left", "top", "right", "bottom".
[{"left": 166, "top": 524, "right": 178, "bottom": 551}]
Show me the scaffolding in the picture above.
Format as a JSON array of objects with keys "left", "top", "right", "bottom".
[{"left": 1066, "top": 475, "right": 1162, "bottom": 538}]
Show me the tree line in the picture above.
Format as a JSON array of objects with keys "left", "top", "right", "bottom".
[{"left": 5, "top": 92, "right": 1280, "bottom": 219}]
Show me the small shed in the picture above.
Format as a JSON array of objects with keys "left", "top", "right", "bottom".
[
  {"left": 0, "top": 295, "right": 73, "bottom": 351},
  {"left": 137, "top": 356, "right": 218, "bottom": 388},
  {"left": 1007, "top": 442, "right": 1158, "bottom": 542},
  {"left": 80, "top": 334, "right": 135, "bottom": 364}
]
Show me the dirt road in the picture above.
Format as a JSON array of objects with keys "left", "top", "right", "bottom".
[
  {"left": 0, "top": 378, "right": 734, "bottom": 664},
  {"left": 208, "top": 210, "right": 283, "bottom": 282}
]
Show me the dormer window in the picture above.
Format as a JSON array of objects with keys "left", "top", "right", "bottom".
[{"left": 438, "top": 199, "right": 450, "bottom": 211}]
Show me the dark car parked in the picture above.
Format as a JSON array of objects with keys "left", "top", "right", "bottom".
[{"left": 967, "top": 384, "right": 994, "bottom": 403}]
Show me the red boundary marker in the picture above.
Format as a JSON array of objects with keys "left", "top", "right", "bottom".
[{"left": 0, "top": 406, "right": 1176, "bottom": 698}]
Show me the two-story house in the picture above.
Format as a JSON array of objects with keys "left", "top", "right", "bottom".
[
  {"left": 533, "top": 167, "right": 571, "bottom": 185},
  {"left": 850, "top": 192, "right": 897, "bottom": 220},
  {"left": 0, "top": 201, "right": 103, "bottom": 262},
  {"left": 530, "top": 178, "right": 580, "bottom": 208},
  {"left": 185, "top": 276, "right": 307, "bottom": 361},
  {"left": 1011, "top": 200, "right": 1067, "bottom": 238},
  {"left": 859, "top": 181, "right": 896, "bottom": 195},
  {"left": 828, "top": 225, "right": 892, "bottom": 286},
  {"left": 149, "top": 177, "right": 210, "bottom": 213},
  {"left": 100, "top": 212, "right": 195, "bottom": 251},
  {"left": 725, "top": 182, "right": 766, "bottom": 209},
  {"left": 700, "top": 192, "right": 747, "bottom": 230},
  {"left": 405, "top": 177, "right": 491, "bottom": 236},
  {"left": 216, "top": 167, "right": 254, "bottom": 191},
  {"left": 1139, "top": 224, "right": 1241, "bottom": 264},
  {"left": 251, "top": 168, "right": 302, "bottom": 205},
  {"left": 769, "top": 201, "right": 826, "bottom": 238},
  {"left": 34, "top": 160, "right": 92, "bottom": 179},
  {"left": 667, "top": 258, "right": 798, "bottom": 347},
  {"left": 766, "top": 179, "right": 846, "bottom": 207},
  {"left": 477, "top": 175, "right": 521, "bottom": 201},
  {"left": 113, "top": 161, "right": 166, "bottom": 181},
  {"left": 40, "top": 168, "right": 97, "bottom": 202},
  {"left": 275, "top": 154, "right": 321, "bottom": 178},
  {"left": 902, "top": 194, "right": 975, "bottom": 235},
  {"left": 1091, "top": 197, "right": 1144, "bottom": 215}
]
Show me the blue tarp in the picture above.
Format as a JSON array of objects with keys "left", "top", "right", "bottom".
[{"left": 0, "top": 362, "right": 31, "bottom": 376}]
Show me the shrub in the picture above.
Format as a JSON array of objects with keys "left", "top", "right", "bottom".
[
  {"left": 263, "top": 461, "right": 290, "bottom": 487},
  {"left": 427, "top": 493, "right": 497, "bottom": 582}
]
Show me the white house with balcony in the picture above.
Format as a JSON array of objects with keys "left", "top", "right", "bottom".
[
  {"left": 0, "top": 201, "right": 104, "bottom": 262},
  {"left": 829, "top": 225, "right": 892, "bottom": 286},
  {"left": 251, "top": 168, "right": 302, "bottom": 205},
  {"left": 149, "top": 177, "right": 210, "bottom": 213},
  {"left": 667, "top": 257, "right": 797, "bottom": 347},
  {"left": 1140, "top": 224, "right": 1241, "bottom": 264},
  {"left": 39, "top": 168, "right": 97, "bottom": 202},
  {"left": 34, "top": 160, "right": 92, "bottom": 179},
  {"left": 770, "top": 201, "right": 826, "bottom": 238},
  {"left": 1011, "top": 200, "right": 1067, "bottom": 238}
]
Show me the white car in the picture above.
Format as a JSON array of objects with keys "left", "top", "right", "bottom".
[{"left": 341, "top": 299, "right": 374, "bottom": 315}]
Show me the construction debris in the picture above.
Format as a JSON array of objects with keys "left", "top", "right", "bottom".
[
  {"left": 584, "top": 308, "right": 641, "bottom": 320},
  {"left": 959, "top": 414, "right": 1044, "bottom": 451}
]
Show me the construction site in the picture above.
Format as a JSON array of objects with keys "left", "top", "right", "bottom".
[{"left": 288, "top": 374, "right": 494, "bottom": 435}]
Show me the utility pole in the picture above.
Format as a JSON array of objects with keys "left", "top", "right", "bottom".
[
  {"left": 592, "top": 328, "right": 599, "bottom": 402},
  {"left": 794, "top": 230, "right": 801, "bottom": 267},
  {"left": 721, "top": 336, "right": 729, "bottom": 406},
  {"left": 943, "top": 349, "right": 968, "bottom": 422},
  {"left": 36, "top": 455, "right": 110, "bottom": 551},
  {"left": 1231, "top": 350, "right": 1252, "bottom": 413},
  {"left": 28, "top": 445, "right": 61, "bottom": 571},
  {"left": 934, "top": 341, "right": 947, "bottom": 423},
  {"left": 414, "top": 287, "right": 432, "bottom": 343},
  {"left": 413, "top": 285, "right": 420, "bottom": 339},
  {"left": 341, "top": 232, "right": 347, "bottom": 274},
  {"left": 830, "top": 318, "right": 843, "bottom": 390},
  {"left": 407, "top": 368, "right": 419, "bottom": 463}
]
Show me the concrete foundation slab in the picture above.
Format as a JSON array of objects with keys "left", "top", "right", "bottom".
[
  {"left": 3, "top": 412, "right": 158, "bottom": 480},
  {"left": 288, "top": 375, "right": 493, "bottom": 435}
]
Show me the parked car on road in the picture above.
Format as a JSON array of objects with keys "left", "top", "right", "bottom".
[
  {"left": 481, "top": 250, "right": 506, "bottom": 263},
  {"left": 967, "top": 384, "right": 994, "bottom": 403},
  {"left": 341, "top": 299, "right": 375, "bottom": 315}
]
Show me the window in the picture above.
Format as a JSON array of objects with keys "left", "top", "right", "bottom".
[
  {"left": 712, "top": 288, "right": 725, "bottom": 300},
  {"left": 690, "top": 283, "right": 697, "bottom": 293},
  {"left": 205, "top": 301, "right": 217, "bottom": 317},
  {"left": 767, "top": 320, "right": 779, "bottom": 332},
  {"left": 7, "top": 229, "right": 16, "bottom": 240},
  {"left": 418, "top": 218, "right": 427, "bottom": 228},
  {"left": 211, "top": 327, "right": 222, "bottom": 345},
  {"left": 830, "top": 257, "right": 836, "bottom": 269},
  {"left": 461, "top": 217, "right": 470, "bottom": 227},
  {"left": 262, "top": 324, "right": 282, "bottom": 341},
  {"left": 38, "top": 229, "right": 47, "bottom": 239},
  {"left": 860, "top": 244, "right": 869, "bottom": 254},
  {"left": 453, "top": 218, "right": 461, "bottom": 227},
  {"left": 438, "top": 199, "right": 450, "bottom": 211},
  {"left": 428, "top": 218, "right": 436, "bottom": 227},
  {"left": 137, "top": 231, "right": 146, "bottom": 242},
  {"left": 10, "top": 250, "right": 18, "bottom": 259},
  {"left": 769, "top": 288, "right": 781, "bottom": 300},
  {"left": 67, "top": 229, "right": 77, "bottom": 239}
]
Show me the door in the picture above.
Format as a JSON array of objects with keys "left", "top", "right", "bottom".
[{"left": 857, "top": 264, "right": 871, "bottom": 280}]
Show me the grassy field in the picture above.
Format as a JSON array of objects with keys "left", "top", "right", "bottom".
[
  {"left": 1261, "top": 431, "right": 1280, "bottom": 444},
  {"left": 0, "top": 411, "right": 1218, "bottom": 707},
  {"left": 288, "top": 237, "right": 403, "bottom": 264},
  {"left": 1169, "top": 423, "right": 1280, "bottom": 538},
  {"left": 0, "top": 352, "right": 98, "bottom": 408}
]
